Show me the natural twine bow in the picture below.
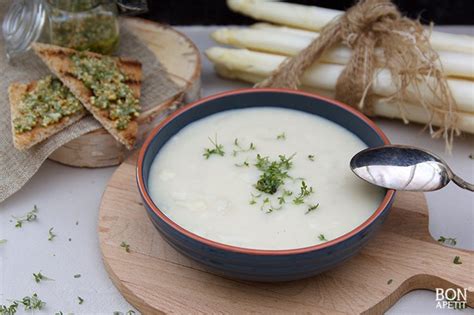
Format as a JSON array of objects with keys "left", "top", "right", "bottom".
[{"left": 256, "top": 0, "right": 459, "bottom": 149}]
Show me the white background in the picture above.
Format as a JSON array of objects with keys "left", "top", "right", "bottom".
[{"left": 0, "top": 26, "right": 473, "bottom": 314}]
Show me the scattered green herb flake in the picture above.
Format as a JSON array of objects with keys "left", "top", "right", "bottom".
[
  {"left": 308, "top": 154, "right": 315, "bottom": 161},
  {"left": 48, "top": 227, "right": 56, "bottom": 241},
  {"left": 0, "top": 301, "right": 19, "bottom": 314},
  {"left": 77, "top": 296, "right": 84, "bottom": 305},
  {"left": 127, "top": 311, "right": 136, "bottom": 315},
  {"left": 203, "top": 135, "right": 225, "bottom": 159},
  {"left": 277, "top": 190, "right": 293, "bottom": 205},
  {"left": 469, "top": 154, "right": 473, "bottom": 160},
  {"left": 293, "top": 181, "right": 313, "bottom": 205},
  {"left": 260, "top": 197, "right": 282, "bottom": 213},
  {"left": 232, "top": 138, "right": 256, "bottom": 156},
  {"left": 55, "top": 312, "right": 64, "bottom": 315},
  {"left": 306, "top": 203, "right": 320, "bottom": 214},
  {"left": 74, "top": 274, "right": 81, "bottom": 278},
  {"left": 261, "top": 197, "right": 270, "bottom": 211},
  {"left": 249, "top": 193, "right": 261, "bottom": 205},
  {"left": 387, "top": 279, "right": 393, "bottom": 285},
  {"left": 235, "top": 160, "right": 250, "bottom": 167},
  {"left": 0, "top": 239, "right": 7, "bottom": 244},
  {"left": 75, "top": 221, "right": 79, "bottom": 226},
  {"left": 255, "top": 154, "right": 295, "bottom": 194},
  {"left": 437, "top": 236, "right": 457, "bottom": 246},
  {"left": 19, "top": 293, "right": 45, "bottom": 311},
  {"left": 453, "top": 256, "right": 462, "bottom": 264},
  {"left": 33, "top": 272, "right": 53, "bottom": 283},
  {"left": 276, "top": 132, "right": 286, "bottom": 140},
  {"left": 121, "top": 241, "right": 131, "bottom": 253},
  {"left": 318, "top": 234, "right": 328, "bottom": 242},
  {"left": 12, "top": 205, "right": 38, "bottom": 228}
]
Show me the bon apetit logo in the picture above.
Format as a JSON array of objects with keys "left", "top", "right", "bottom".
[{"left": 435, "top": 287, "right": 470, "bottom": 309}]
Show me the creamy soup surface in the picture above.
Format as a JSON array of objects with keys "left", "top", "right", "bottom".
[{"left": 148, "top": 107, "right": 384, "bottom": 250}]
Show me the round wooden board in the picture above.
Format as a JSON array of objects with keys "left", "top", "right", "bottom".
[
  {"left": 48, "top": 18, "right": 201, "bottom": 168},
  {"left": 99, "top": 153, "right": 473, "bottom": 314}
]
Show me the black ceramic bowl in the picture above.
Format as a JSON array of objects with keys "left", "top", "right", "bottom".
[{"left": 137, "top": 88, "right": 395, "bottom": 282}]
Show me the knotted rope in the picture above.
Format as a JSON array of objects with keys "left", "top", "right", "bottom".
[{"left": 256, "top": 0, "right": 459, "bottom": 148}]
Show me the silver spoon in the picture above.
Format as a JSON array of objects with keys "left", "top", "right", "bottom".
[{"left": 350, "top": 145, "right": 473, "bottom": 192}]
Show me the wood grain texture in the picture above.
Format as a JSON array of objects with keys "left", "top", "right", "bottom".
[
  {"left": 99, "top": 152, "right": 473, "bottom": 314},
  {"left": 48, "top": 18, "right": 201, "bottom": 168}
]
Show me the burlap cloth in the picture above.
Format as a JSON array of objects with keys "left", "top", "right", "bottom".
[{"left": 0, "top": 3, "right": 181, "bottom": 203}]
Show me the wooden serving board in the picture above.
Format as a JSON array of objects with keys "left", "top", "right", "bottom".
[
  {"left": 48, "top": 18, "right": 201, "bottom": 168},
  {"left": 98, "top": 153, "right": 473, "bottom": 314}
]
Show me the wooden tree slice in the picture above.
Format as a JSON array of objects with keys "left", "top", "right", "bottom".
[
  {"left": 98, "top": 153, "right": 473, "bottom": 314},
  {"left": 48, "top": 18, "right": 201, "bottom": 168}
]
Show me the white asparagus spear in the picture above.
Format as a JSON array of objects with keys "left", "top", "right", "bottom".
[
  {"left": 227, "top": 0, "right": 474, "bottom": 54},
  {"left": 252, "top": 22, "right": 317, "bottom": 37},
  {"left": 211, "top": 27, "right": 474, "bottom": 78},
  {"left": 206, "top": 47, "right": 474, "bottom": 113},
  {"left": 214, "top": 65, "right": 474, "bottom": 134}
]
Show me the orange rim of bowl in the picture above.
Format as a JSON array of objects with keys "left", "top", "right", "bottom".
[{"left": 137, "top": 88, "right": 395, "bottom": 256}]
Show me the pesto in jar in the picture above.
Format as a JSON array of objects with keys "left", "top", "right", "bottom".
[
  {"left": 71, "top": 54, "right": 140, "bottom": 130},
  {"left": 49, "top": 13, "right": 119, "bottom": 55},
  {"left": 13, "top": 76, "right": 84, "bottom": 134}
]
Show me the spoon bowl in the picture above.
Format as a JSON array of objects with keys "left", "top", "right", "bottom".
[{"left": 351, "top": 145, "right": 473, "bottom": 192}]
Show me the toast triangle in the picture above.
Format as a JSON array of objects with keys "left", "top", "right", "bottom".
[
  {"left": 32, "top": 43, "right": 142, "bottom": 149},
  {"left": 9, "top": 80, "right": 87, "bottom": 151}
]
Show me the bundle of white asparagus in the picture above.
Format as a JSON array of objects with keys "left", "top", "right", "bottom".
[{"left": 205, "top": 0, "right": 474, "bottom": 134}]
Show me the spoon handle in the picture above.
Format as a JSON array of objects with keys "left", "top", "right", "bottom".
[{"left": 451, "top": 174, "right": 474, "bottom": 191}]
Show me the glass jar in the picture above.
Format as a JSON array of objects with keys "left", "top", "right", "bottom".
[{"left": 2, "top": 0, "right": 148, "bottom": 60}]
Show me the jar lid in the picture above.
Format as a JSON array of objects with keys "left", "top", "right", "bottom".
[{"left": 2, "top": 0, "right": 46, "bottom": 60}]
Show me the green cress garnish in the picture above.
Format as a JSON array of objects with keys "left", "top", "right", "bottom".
[
  {"left": 453, "top": 256, "right": 462, "bottom": 264},
  {"left": 255, "top": 154, "right": 295, "bottom": 194},
  {"left": 74, "top": 274, "right": 81, "bottom": 278},
  {"left": 77, "top": 296, "right": 84, "bottom": 305},
  {"left": 232, "top": 138, "right": 256, "bottom": 156},
  {"left": 13, "top": 205, "right": 38, "bottom": 228},
  {"left": 235, "top": 160, "right": 250, "bottom": 167},
  {"left": 276, "top": 132, "right": 286, "bottom": 140},
  {"left": 260, "top": 197, "right": 282, "bottom": 213},
  {"left": 48, "top": 227, "right": 56, "bottom": 241},
  {"left": 308, "top": 154, "right": 315, "bottom": 161},
  {"left": 438, "top": 236, "right": 457, "bottom": 246},
  {"left": 387, "top": 279, "right": 393, "bottom": 285},
  {"left": 277, "top": 190, "right": 293, "bottom": 205},
  {"left": 0, "top": 301, "right": 19, "bottom": 314},
  {"left": 20, "top": 293, "right": 45, "bottom": 311},
  {"left": 1, "top": 294, "right": 45, "bottom": 312},
  {"left": 120, "top": 241, "right": 131, "bottom": 253},
  {"left": 306, "top": 203, "right": 319, "bottom": 214},
  {"left": 318, "top": 234, "right": 328, "bottom": 242},
  {"left": 203, "top": 135, "right": 225, "bottom": 159},
  {"left": 33, "top": 272, "right": 53, "bottom": 283},
  {"left": 293, "top": 181, "right": 313, "bottom": 205},
  {"left": 249, "top": 193, "right": 261, "bottom": 205}
]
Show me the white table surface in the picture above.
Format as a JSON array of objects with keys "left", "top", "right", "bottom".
[{"left": 0, "top": 25, "right": 473, "bottom": 315}]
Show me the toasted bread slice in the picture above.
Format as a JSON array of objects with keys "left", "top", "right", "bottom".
[
  {"left": 9, "top": 81, "right": 87, "bottom": 151},
  {"left": 32, "top": 43, "right": 142, "bottom": 149}
]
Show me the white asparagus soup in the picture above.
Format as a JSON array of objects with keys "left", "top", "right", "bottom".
[{"left": 148, "top": 107, "right": 385, "bottom": 250}]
